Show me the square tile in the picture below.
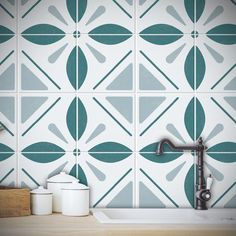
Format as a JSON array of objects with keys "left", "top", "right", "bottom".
[
  {"left": 76, "top": 94, "right": 134, "bottom": 153},
  {"left": 0, "top": 0, "right": 16, "bottom": 34},
  {"left": 0, "top": 94, "right": 16, "bottom": 152},
  {"left": 19, "top": 93, "right": 76, "bottom": 153},
  {"left": 195, "top": 35, "right": 236, "bottom": 92},
  {"left": 137, "top": 0, "right": 194, "bottom": 34},
  {"left": 0, "top": 36, "right": 16, "bottom": 92},
  {"left": 77, "top": 35, "right": 134, "bottom": 92},
  {"left": 204, "top": 155, "right": 236, "bottom": 208},
  {"left": 0, "top": 153, "right": 16, "bottom": 187},
  {"left": 19, "top": 152, "right": 76, "bottom": 189},
  {"left": 78, "top": 0, "right": 134, "bottom": 34},
  {"left": 196, "top": 0, "right": 236, "bottom": 34},
  {"left": 137, "top": 152, "right": 194, "bottom": 207},
  {"left": 19, "top": 35, "right": 76, "bottom": 92},
  {"left": 19, "top": 0, "right": 76, "bottom": 34},
  {"left": 76, "top": 152, "right": 134, "bottom": 207},
  {"left": 137, "top": 36, "right": 194, "bottom": 92},
  {"left": 137, "top": 93, "right": 195, "bottom": 152},
  {"left": 196, "top": 93, "right": 236, "bottom": 151}
]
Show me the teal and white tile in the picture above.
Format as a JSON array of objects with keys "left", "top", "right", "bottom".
[
  {"left": 19, "top": 94, "right": 76, "bottom": 153},
  {"left": 77, "top": 35, "right": 134, "bottom": 92},
  {"left": 137, "top": 0, "right": 194, "bottom": 35},
  {"left": 195, "top": 35, "right": 236, "bottom": 92},
  {"left": 19, "top": 152, "right": 76, "bottom": 189},
  {"left": 76, "top": 152, "right": 134, "bottom": 207},
  {"left": 196, "top": 0, "right": 236, "bottom": 34},
  {"left": 137, "top": 152, "right": 194, "bottom": 207},
  {"left": 19, "top": 0, "right": 76, "bottom": 34},
  {"left": 137, "top": 36, "right": 194, "bottom": 92},
  {"left": 0, "top": 153, "right": 16, "bottom": 187},
  {"left": 76, "top": 94, "right": 134, "bottom": 152},
  {"left": 196, "top": 93, "right": 236, "bottom": 151},
  {"left": 0, "top": 36, "right": 16, "bottom": 92},
  {"left": 0, "top": 94, "right": 16, "bottom": 153},
  {"left": 77, "top": 0, "right": 134, "bottom": 34},
  {"left": 19, "top": 36, "right": 76, "bottom": 92},
  {"left": 204, "top": 153, "right": 236, "bottom": 208},
  {"left": 137, "top": 94, "right": 194, "bottom": 152},
  {"left": 0, "top": 0, "right": 16, "bottom": 34}
]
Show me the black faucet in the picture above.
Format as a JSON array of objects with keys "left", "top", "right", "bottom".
[{"left": 156, "top": 137, "right": 213, "bottom": 210}]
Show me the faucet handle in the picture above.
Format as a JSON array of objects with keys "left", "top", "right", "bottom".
[{"left": 206, "top": 174, "right": 213, "bottom": 190}]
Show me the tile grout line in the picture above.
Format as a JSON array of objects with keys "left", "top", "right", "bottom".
[
  {"left": 134, "top": 0, "right": 137, "bottom": 208},
  {"left": 76, "top": 0, "right": 79, "bottom": 179},
  {"left": 16, "top": 0, "right": 19, "bottom": 187}
]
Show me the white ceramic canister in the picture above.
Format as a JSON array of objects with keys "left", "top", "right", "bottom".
[
  {"left": 62, "top": 181, "right": 89, "bottom": 216},
  {"left": 30, "top": 186, "right": 52, "bottom": 215},
  {"left": 47, "top": 172, "right": 78, "bottom": 212}
]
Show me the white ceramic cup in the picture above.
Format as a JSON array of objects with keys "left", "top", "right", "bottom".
[
  {"left": 31, "top": 186, "right": 52, "bottom": 215},
  {"left": 62, "top": 181, "right": 89, "bottom": 216}
]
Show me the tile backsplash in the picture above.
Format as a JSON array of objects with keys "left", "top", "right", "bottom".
[{"left": 0, "top": 0, "right": 236, "bottom": 208}]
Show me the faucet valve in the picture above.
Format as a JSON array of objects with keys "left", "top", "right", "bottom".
[{"left": 206, "top": 174, "right": 213, "bottom": 190}]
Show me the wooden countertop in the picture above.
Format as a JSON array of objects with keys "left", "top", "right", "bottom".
[{"left": 0, "top": 213, "right": 235, "bottom": 236}]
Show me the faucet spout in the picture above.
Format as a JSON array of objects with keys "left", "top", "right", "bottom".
[{"left": 156, "top": 137, "right": 211, "bottom": 210}]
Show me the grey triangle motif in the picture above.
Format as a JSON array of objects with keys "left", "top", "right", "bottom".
[
  {"left": 106, "top": 96, "right": 133, "bottom": 123},
  {"left": 107, "top": 64, "right": 133, "bottom": 91},
  {"left": 0, "top": 63, "right": 15, "bottom": 90},
  {"left": 139, "top": 64, "right": 166, "bottom": 90},
  {"left": 21, "top": 64, "right": 48, "bottom": 90}
]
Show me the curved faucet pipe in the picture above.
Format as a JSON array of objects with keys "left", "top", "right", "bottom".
[{"left": 156, "top": 138, "right": 203, "bottom": 155}]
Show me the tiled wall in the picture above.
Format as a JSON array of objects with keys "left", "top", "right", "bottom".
[{"left": 0, "top": 0, "right": 236, "bottom": 208}]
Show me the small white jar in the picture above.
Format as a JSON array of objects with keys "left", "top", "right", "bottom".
[
  {"left": 30, "top": 186, "right": 52, "bottom": 215},
  {"left": 47, "top": 172, "right": 78, "bottom": 212},
  {"left": 62, "top": 181, "right": 89, "bottom": 216}
]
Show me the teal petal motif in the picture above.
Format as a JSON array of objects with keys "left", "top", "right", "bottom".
[
  {"left": 89, "top": 142, "right": 132, "bottom": 162},
  {"left": 89, "top": 24, "right": 132, "bottom": 44},
  {"left": 66, "top": 0, "right": 87, "bottom": 22},
  {"left": 66, "top": 46, "right": 87, "bottom": 90},
  {"left": 0, "top": 26, "right": 14, "bottom": 35},
  {"left": 207, "top": 24, "right": 236, "bottom": 44},
  {"left": 66, "top": 98, "right": 76, "bottom": 140},
  {"left": 140, "top": 142, "right": 182, "bottom": 163},
  {"left": 77, "top": 98, "right": 87, "bottom": 141},
  {"left": 196, "top": 0, "right": 205, "bottom": 22},
  {"left": 22, "top": 142, "right": 65, "bottom": 163},
  {"left": 196, "top": 98, "right": 205, "bottom": 140},
  {"left": 196, "top": 47, "right": 206, "bottom": 89},
  {"left": 207, "top": 142, "right": 236, "bottom": 153},
  {"left": 78, "top": 47, "right": 88, "bottom": 90},
  {"left": 0, "top": 26, "right": 14, "bottom": 43},
  {"left": 140, "top": 153, "right": 182, "bottom": 163},
  {"left": 184, "top": 0, "right": 194, "bottom": 22},
  {"left": 184, "top": 98, "right": 194, "bottom": 140},
  {"left": 78, "top": 0, "right": 87, "bottom": 22},
  {"left": 207, "top": 153, "right": 236, "bottom": 163},
  {"left": 140, "top": 24, "right": 183, "bottom": 34},
  {"left": 140, "top": 24, "right": 183, "bottom": 45},
  {"left": 66, "top": 0, "right": 76, "bottom": 22},
  {"left": 66, "top": 98, "right": 87, "bottom": 141},
  {"left": 22, "top": 24, "right": 65, "bottom": 45},
  {"left": 0, "top": 144, "right": 14, "bottom": 161},
  {"left": 22, "top": 142, "right": 64, "bottom": 152},
  {"left": 184, "top": 47, "right": 194, "bottom": 89},
  {"left": 184, "top": 164, "right": 194, "bottom": 207},
  {"left": 69, "top": 164, "right": 88, "bottom": 186},
  {"left": 67, "top": 47, "right": 76, "bottom": 89}
]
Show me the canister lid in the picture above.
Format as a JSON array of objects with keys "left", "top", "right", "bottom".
[
  {"left": 30, "top": 186, "right": 52, "bottom": 195},
  {"left": 62, "top": 181, "right": 89, "bottom": 190},
  {"left": 47, "top": 172, "right": 78, "bottom": 183}
]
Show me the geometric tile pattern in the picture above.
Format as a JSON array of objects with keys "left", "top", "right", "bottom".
[{"left": 0, "top": 0, "right": 235, "bottom": 209}]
